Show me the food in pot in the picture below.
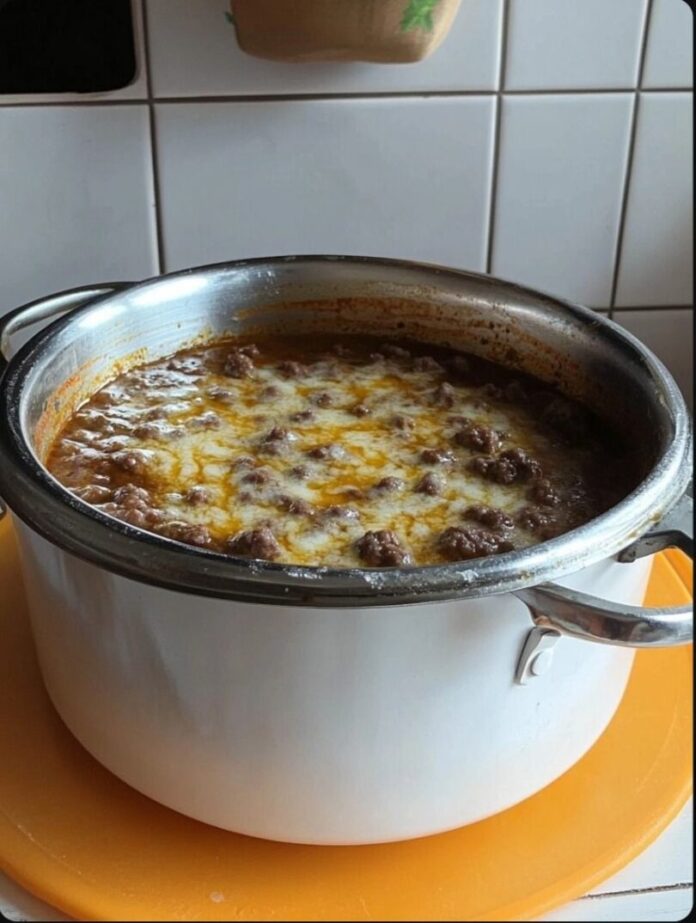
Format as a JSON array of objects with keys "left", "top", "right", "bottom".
[{"left": 46, "top": 335, "right": 636, "bottom": 567}]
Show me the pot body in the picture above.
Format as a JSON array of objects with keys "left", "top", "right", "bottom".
[{"left": 15, "top": 518, "right": 650, "bottom": 845}]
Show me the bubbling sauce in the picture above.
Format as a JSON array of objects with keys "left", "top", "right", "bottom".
[{"left": 46, "top": 335, "right": 637, "bottom": 567}]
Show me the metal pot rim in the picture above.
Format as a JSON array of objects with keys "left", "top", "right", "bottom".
[{"left": 0, "top": 255, "right": 691, "bottom": 607}]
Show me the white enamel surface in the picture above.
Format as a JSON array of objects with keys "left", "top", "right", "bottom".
[
  {"left": 614, "top": 93, "right": 694, "bottom": 308},
  {"left": 154, "top": 97, "right": 496, "bottom": 273},
  {"left": 491, "top": 94, "right": 633, "bottom": 308},
  {"left": 642, "top": 0, "right": 694, "bottom": 89},
  {"left": 145, "top": 0, "right": 503, "bottom": 96},
  {"left": 15, "top": 519, "right": 651, "bottom": 844},
  {"left": 504, "top": 0, "right": 648, "bottom": 91}
]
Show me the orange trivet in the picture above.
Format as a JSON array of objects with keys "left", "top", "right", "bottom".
[{"left": 0, "top": 517, "right": 692, "bottom": 922}]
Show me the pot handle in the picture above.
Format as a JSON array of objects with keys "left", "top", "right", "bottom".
[
  {"left": 0, "top": 282, "right": 133, "bottom": 375},
  {"left": 514, "top": 493, "right": 693, "bottom": 647}
]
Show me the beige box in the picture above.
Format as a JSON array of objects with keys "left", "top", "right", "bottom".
[{"left": 230, "top": 0, "right": 463, "bottom": 63}]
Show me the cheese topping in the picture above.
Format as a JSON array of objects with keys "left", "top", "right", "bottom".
[{"left": 46, "top": 335, "right": 630, "bottom": 567}]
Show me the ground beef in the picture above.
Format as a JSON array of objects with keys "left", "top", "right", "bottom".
[
  {"left": 413, "top": 356, "right": 444, "bottom": 373},
  {"left": 232, "top": 455, "right": 255, "bottom": 469},
  {"left": 322, "top": 505, "right": 360, "bottom": 522},
  {"left": 238, "top": 344, "right": 260, "bottom": 358},
  {"left": 223, "top": 349, "right": 255, "bottom": 378},
  {"left": 258, "top": 384, "right": 281, "bottom": 402},
  {"left": 391, "top": 414, "right": 414, "bottom": 433},
  {"left": 432, "top": 382, "right": 456, "bottom": 408},
  {"left": 528, "top": 478, "right": 561, "bottom": 507},
  {"left": 289, "top": 464, "right": 309, "bottom": 480},
  {"left": 277, "top": 494, "right": 315, "bottom": 516},
  {"left": 350, "top": 403, "right": 371, "bottom": 417},
  {"left": 462, "top": 505, "right": 514, "bottom": 530},
  {"left": 454, "top": 420, "right": 502, "bottom": 454},
  {"left": 189, "top": 412, "right": 220, "bottom": 431},
  {"left": 113, "top": 484, "right": 151, "bottom": 508},
  {"left": 420, "top": 447, "right": 456, "bottom": 465},
  {"left": 72, "top": 484, "right": 112, "bottom": 504},
  {"left": 516, "top": 506, "right": 556, "bottom": 536},
  {"left": 166, "top": 355, "right": 203, "bottom": 375},
  {"left": 159, "top": 521, "right": 211, "bottom": 547},
  {"left": 111, "top": 450, "right": 149, "bottom": 476},
  {"left": 278, "top": 360, "right": 309, "bottom": 379},
  {"left": 185, "top": 486, "right": 211, "bottom": 505},
  {"left": 356, "top": 530, "right": 411, "bottom": 567},
  {"left": 373, "top": 476, "right": 404, "bottom": 492},
  {"left": 241, "top": 467, "right": 274, "bottom": 486},
  {"left": 308, "top": 443, "right": 346, "bottom": 462},
  {"left": 311, "top": 392, "right": 333, "bottom": 407},
  {"left": 469, "top": 448, "right": 542, "bottom": 485},
  {"left": 414, "top": 472, "right": 444, "bottom": 496},
  {"left": 290, "top": 409, "right": 315, "bottom": 423},
  {"left": 226, "top": 527, "right": 281, "bottom": 561},
  {"left": 260, "top": 426, "right": 297, "bottom": 456},
  {"left": 437, "top": 526, "right": 514, "bottom": 561}
]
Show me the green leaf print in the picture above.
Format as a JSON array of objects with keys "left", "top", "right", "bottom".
[{"left": 400, "top": 0, "right": 441, "bottom": 32}]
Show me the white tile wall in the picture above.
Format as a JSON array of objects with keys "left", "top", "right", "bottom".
[
  {"left": 505, "top": 0, "right": 649, "bottom": 90},
  {"left": 0, "top": 106, "right": 157, "bottom": 311},
  {"left": 491, "top": 93, "right": 633, "bottom": 306},
  {"left": 613, "top": 308, "right": 693, "bottom": 411},
  {"left": 145, "top": 0, "right": 504, "bottom": 96},
  {"left": 615, "top": 92, "right": 693, "bottom": 307},
  {"left": 642, "top": 0, "right": 694, "bottom": 88},
  {"left": 155, "top": 97, "right": 495, "bottom": 271}
]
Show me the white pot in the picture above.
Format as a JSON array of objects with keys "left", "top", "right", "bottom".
[{"left": 0, "top": 257, "right": 691, "bottom": 844}]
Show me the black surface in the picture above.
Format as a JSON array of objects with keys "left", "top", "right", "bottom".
[{"left": 0, "top": 0, "right": 136, "bottom": 94}]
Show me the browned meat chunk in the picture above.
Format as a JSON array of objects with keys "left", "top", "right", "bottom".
[
  {"left": 159, "top": 521, "right": 211, "bottom": 547},
  {"left": 463, "top": 505, "right": 514, "bottom": 530},
  {"left": 414, "top": 472, "right": 444, "bottom": 496},
  {"left": 528, "top": 478, "right": 561, "bottom": 507},
  {"left": 226, "top": 527, "right": 281, "bottom": 561},
  {"left": 308, "top": 443, "right": 345, "bottom": 462},
  {"left": 277, "top": 495, "right": 315, "bottom": 516},
  {"left": 72, "top": 484, "right": 113, "bottom": 504},
  {"left": 113, "top": 484, "right": 151, "bottom": 508},
  {"left": 278, "top": 360, "right": 309, "bottom": 379},
  {"left": 437, "top": 526, "right": 514, "bottom": 561},
  {"left": 373, "top": 476, "right": 404, "bottom": 492},
  {"left": 260, "top": 426, "right": 297, "bottom": 456},
  {"left": 290, "top": 409, "right": 315, "bottom": 423},
  {"left": 241, "top": 467, "right": 274, "bottom": 486},
  {"left": 516, "top": 506, "right": 555, "bottom": 535},
  {"left": 322, "top": 505, "right": 360, "bottom": 522},
  {"left": 469, "top": 448, "right": 542, "bottom": 485},
  {"left": 356, "top": 530, "right": 411, "bottom": 567},
  {"left": 185, "top": 486, "right": 211, "bottom": 505},
  {"left": 224, "top": 349, "right": 255, "bottom": 378},
  {"left": 391, "top": 414, "right": 414, "bottom": 433},
  {"left": 420, "top": 447, "right": 456, "bottom": 465},
  {"left": 258, "top": 384, "right": 281, "bottom": 402},
  {"left": 350, "top": 403, "right": 371, "bottom": 417},
  {"left": 111, "top": 450, "right": 149, "bottom": 475},
  {"left": 189, "top": 412, "right": 220, "bottom": 430},
  {"left": 311, "top": 392, "right": 333, "bottom": 407},
  {"left": 166, "top": 355, "right": 203, "bottom": 374},
  {"left": 289, "top": 464, "right": 309, "bottom": 480},
  {"left": 454, "top": 420, "right": 502, "bottom": 454}
]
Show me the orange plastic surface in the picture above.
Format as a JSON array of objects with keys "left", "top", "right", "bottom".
[{"left": 0, "top": 516, "right": 692, "bottom": 922}]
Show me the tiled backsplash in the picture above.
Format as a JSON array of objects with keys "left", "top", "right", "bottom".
[{"left": 0, "top": 0, "right": 692, "bottom": 407}]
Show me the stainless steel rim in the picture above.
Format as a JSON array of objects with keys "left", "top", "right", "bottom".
[{"left": 0, "top": 255, "right": 692, "bottom": 608}]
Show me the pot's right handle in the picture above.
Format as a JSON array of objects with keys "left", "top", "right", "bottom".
[
  {"left": 0, "top": 282, "right": 132, "bottom": 375},
  {"left": 0, "top": 283, "right": 133, "bottom": 519},
  {"left": 515, "top": 492, "right": 693, "bottom": 648}
]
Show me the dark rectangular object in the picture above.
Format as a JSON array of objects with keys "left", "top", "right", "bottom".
[{"left": 0, "top": 0, "right": 136, "bottom": 94}]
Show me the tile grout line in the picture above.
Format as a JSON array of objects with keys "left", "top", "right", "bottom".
[
  {"left": 485, "top": 0, "right": 510, "bottom": 276},
  {"left": 0, "top": 88, "right": 692, "bottom": 110},
  {"left": 582, "top": 881, "right": 693, "bottom": 901},
  {"left": 140, "top": 0, "right": 166, "bottom": 277},
  {"left": 608, "top": 0, "right": 655, "bottom": 319},
  {"left": 612, "top": 304, "right": 693, "bottom": 313}
]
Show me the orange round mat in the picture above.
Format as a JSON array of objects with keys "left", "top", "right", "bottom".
[{"left": 0, "top": 516, "right": 692, "bottom": 922}]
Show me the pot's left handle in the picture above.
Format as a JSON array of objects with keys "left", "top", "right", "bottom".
[
  {"left": 0, "top": 283, "right": 133, "bottom": 519},
  {"left": 514, "top": 493, "right": 693, "bottom": 648},
  {"left": 0, "top": 282, "right": 133, "bottom": 375}
]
